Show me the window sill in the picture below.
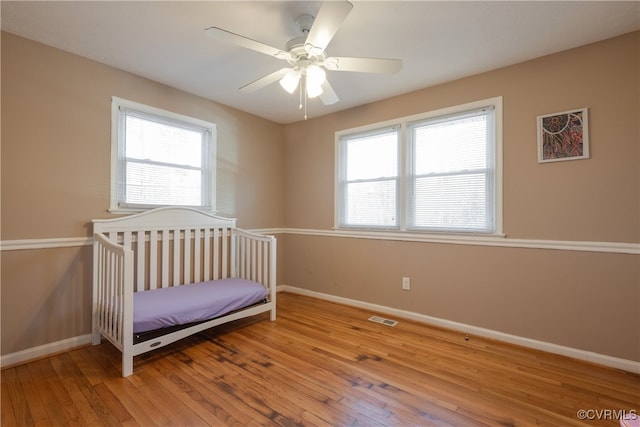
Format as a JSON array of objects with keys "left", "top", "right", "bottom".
[{"left": 331, "top": 227, "right": 506, "bottom": 243}]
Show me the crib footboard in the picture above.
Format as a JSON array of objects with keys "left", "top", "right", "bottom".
[
  {"left": 92, "top": 232, "right": 135, "bottom": 374},
  {"left": 232, "top": 229, "right": 277, "bottom": 321}
]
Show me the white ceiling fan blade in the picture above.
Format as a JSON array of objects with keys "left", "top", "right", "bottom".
[
  {"left": 304, "top": 0, "right": 353, "bottom": 56},
  {"left": 205, "top": 26, "right": 291, "bottom": 60},
  {"left": 240, "top": 68, "right": 289, "bottom": 93},
  {"left": 319, "top": 80, "right": 339, "bottom": 105},
  {"left": 323, "top": 57, "right": 403, "bottom": 74}
]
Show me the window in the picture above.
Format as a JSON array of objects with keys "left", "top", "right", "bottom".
[
  {"left": 337, "top": 127, "right": 400, "bottom": 228},
  {"left": 336, "top": 97, "right": 502, "bottom": 235},
  {"left": 111, "top": 97, "right": 216, "bottom": 212}
]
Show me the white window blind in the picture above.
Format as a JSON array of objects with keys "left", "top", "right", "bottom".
[
  {"left": 408, "top": 107, "right": 495, "bottom": 233},
  {"left": 337, "top": 127, "right": 400, "bottom": 228},
  {"left": 111, "top": 97, "right": 216, "bottom": 211}
]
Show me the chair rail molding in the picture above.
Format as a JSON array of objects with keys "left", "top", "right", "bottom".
[{"left": 1, "top": 231, "right": 638, "bottom": 254}]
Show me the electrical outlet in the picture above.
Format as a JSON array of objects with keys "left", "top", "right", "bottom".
[{"left": 402, "top": 277, "right": 411, "bottom": 290}]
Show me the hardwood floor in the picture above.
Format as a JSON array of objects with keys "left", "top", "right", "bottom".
[{"left": 2, "top": 292, "right": 639, "bottom": 426}]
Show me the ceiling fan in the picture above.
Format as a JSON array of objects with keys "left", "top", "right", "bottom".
[{"left": 205, "top": 0, "right": 402, "bottom": 118}]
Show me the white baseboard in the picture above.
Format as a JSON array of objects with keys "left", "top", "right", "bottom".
[
  {"left": 277, "top": 285, "right": 640, "bottom": 374},
  {"left": 1, "top": 334, "right": 92, "bottom": 369}
]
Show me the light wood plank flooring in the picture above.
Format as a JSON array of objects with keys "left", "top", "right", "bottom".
[{"left": 2, "top": 292, "right": 639, "bottom": 426}]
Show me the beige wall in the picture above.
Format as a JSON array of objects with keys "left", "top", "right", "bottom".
[
  {"left": 2, "top": 247, "right": 92, "bottom": 354},
  {"left": 2, "top": 30, "right": 638, "bottom": 364},
  {"left": 1, "top": 32, "right": 285, "bottom": 355},
  {"left": 282, "top": 32, "right": 640, "bottom": 361},
  {"left": 284, "top": 33, "right": 639, "bottom": 242}
]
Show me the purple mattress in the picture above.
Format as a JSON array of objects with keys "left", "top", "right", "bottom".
[{"left": 133, "top": 278, "right": 267, "bottom": 333}]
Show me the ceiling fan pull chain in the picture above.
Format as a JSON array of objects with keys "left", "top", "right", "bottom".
[
  {"left": 299, "top": 82, "right": 303, "bottom": 110},
  {"left": 302, "top": 75, "right": 308, "bottom": 120}
]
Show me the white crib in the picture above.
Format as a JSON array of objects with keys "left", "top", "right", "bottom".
[{"left": 91, "top": 207, "right": 276, "bottom": 377}]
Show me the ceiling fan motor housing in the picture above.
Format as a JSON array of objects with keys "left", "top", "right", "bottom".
[{"left": 285, "top": 36, "right": 308, "bottom": 56}]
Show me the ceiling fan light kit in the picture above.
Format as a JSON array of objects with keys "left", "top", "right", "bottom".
[
  {"left": 279, "top": 70, "right": 300, "bottom": 94},
  {"left": 305, "top": 65, "right": 326, "bottom": 97},
  {"left": 205, "top": 0, "right": 402, "bottom": 119},
  {"left": 306, "top": 80, "right": 323, "bottom": 99}
]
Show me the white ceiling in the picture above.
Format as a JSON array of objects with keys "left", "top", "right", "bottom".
[{"left": 2, "top": 1, "right": 639, "bottom": 124}]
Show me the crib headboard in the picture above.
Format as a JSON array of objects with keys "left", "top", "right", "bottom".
[
  {"left": 93, "top": 207, "right": 245, "bottom": 293},
  {"left": 93, "top": 206, "right": 237, "bottom": 232}
]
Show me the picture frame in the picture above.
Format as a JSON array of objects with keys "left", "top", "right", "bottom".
[{"left": 537, "top": 108, "right": 589, "bottom": 163}]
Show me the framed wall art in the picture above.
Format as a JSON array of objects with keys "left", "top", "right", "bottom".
[{"left": 537, "top": 108, "right": 589, "bottom": 163}]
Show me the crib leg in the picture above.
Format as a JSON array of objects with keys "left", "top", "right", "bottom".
[
  {"left": 91, "top": 324, "right": 101, "bottom": 345},
  {"left": 122, "top": 353, "right": 133, "bottom": 377},
  {"left": 92, "top": 332, "right": 101, "bottom": 345}
]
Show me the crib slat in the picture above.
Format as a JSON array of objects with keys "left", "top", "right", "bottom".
[
  {"left": 114, "top": 252, "right": 119, "bottom": 341},
  {"left": 149, "top": 230, "right": 158, "bottom": 290},
  {"left": 222, "top": 228, "right": 228, "bottom": 278},
  {"left": 245, "top": 237, "right": 250, "bottom": 279},
  {"left": 249, "top": 238, "right": 254, "bottom": 281},
  {"left": 184, "top": 228, "right": 191, "bottom": 285},
  {"left": 102, "top": 248, "right": 108, "bottom": 338},
  {"left": 213, "top": 228, "right": 220, "bottom": 280},
  {"left": 252, "top": 239, "right": 258, "bottom": 281},
  {"left": 99, "top": 245, "right": 107, "bottom": 335},
  {"left": 106, "top": 251, "right": 115, "bottom": 340},
  {"left": 241, "top": 236, "right": 247, "bottom": 278},
  {"left": 249, "top": 237, "right": 253, "bottom": 279},
  {"left": 193, "top": 228, "right": 201, "bottom": 283},
  {"left": 173, "top": 228, "right": 181, "bottom": 286},
  {"left": 264, "top": 241, "right": 270, "bottom": 287},
  {"left": 257, "top": 241, "right": 263, "bottom": 284},
  {"left": 105, "top": 246, "right": 111, "bottom": 336},
  {"left": 203, "top": 228, "right": 211, "bottom": 281},
  {"left": 161, "top": 230, "right": 169, "bottom": 288},
  {"left": 136, "top": 231, "right": 145, "bottom": 292},
  {"left": 193, "top": 229, "right": 198, "bottom": 282},
  {"left": 234, "top": 234, "right": 240, "bottom": 279},
  {"left": 116, "top": 253, "right": 124, "bottom": 343},
  {"left": 246, "top": 236, "right": 250, "bottom": 278},
  {"left": 123, "top": 231, "right": 132, "bottom": 250},
  {"left": 122, "top": 232, "right": 133, "bottom": 298}
]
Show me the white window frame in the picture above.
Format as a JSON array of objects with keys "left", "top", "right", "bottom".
[
  {"left": 336, "top": 125, "right": 401, "bottom": 230},
  {"left": 110, "top": 97, "right": 217, "bottom": 213},
  {"left": 335, "top": 96, "right": 503, "bottom": 236}
]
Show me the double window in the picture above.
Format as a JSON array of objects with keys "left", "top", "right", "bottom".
[
  {"left": 336, "top": 97, "right": 502, "bottom": 235},
  {"left": 111, "top": 97, "right": 216, "bottom": 212}
]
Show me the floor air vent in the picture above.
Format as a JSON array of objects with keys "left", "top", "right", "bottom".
[{"left": 368, "top": 316, "right": 398, "bottom": 327}]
